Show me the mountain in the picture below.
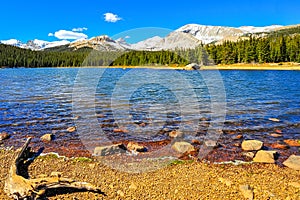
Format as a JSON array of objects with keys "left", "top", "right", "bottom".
[
  {"left": 131, "top": 32, "right": 202, "bottom": 50},
  {"left": 175, "top": 24, "right": 284, "bottom": 44},
  {"left": 0, "top": 39, "right": 70, "bottom": 50},
  {"left": 69, "top": 35, "right": 130, "bottom": 51},
  {"left": 2, "top": 23, "right": 300, "bottom": 52}
]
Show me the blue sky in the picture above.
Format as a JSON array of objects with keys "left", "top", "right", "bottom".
[{"left": 1, "top": 0, "right": 300, "bottom": 43}]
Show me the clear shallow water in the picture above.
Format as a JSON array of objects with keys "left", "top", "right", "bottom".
[{"left": 0, "top": 68, "right": 299, "bottom": 156}]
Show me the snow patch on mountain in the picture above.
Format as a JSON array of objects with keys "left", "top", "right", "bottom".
[{"left": 0, "top": 39, "right": 70, "bottom": 50}]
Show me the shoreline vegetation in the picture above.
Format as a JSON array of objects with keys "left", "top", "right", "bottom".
[{"left": 0, "top": 149, "right": 300, "bottom": 199}]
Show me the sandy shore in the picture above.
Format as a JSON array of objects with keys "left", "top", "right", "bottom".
[
  {"left": 201, "top": 63, "right": 300, "bottom": 71},
  {"left": 79, "top": 63, "right": 300, "bottom": 70},
  {"left": 0, "top": 150, "right": 299, "bottom": 199}
]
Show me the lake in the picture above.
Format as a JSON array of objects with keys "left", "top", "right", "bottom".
[{"left": 0, "top": 68, "right": 299, "bottom": 160}]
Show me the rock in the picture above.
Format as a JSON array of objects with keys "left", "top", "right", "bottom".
[
  {"left": 172, "top": 141, "right": 195, "bottom": 154},
  {"left": 269, "top": 118, "right": 280, "bottom": 122},
  {"left": 242, "top": 152, "right": 255, "bottom": 159},
  {"left": 67, "top": 126, "right": 76, "bottom": 133},
  {"left": 191, "top": 139, "right": 202, "bottom": 145},
  {"left": 127, "top": 142, "right": 147, "bottom": 152},
  {"left": 270, "top": 143, "right": 289, "bottom": 149},
  {"left": 168, "top": 130, "right": 183, "bottom": 138},
  {"left": 0, "top": 132, "right": 10, "bottom": 141},
  {"left": 205, "top": 140, "right": 218, "bottom": 147},
  {"left": 269, "top": 133, "right": 283, "bottom": 138},
  {"left": 253, "top": 150, "right": 277, "bottom": 163},
  {"left": 284, "top": 139, "right": 300, "bottom": 147},
  {"left": 113, "top": 128, "right": 129, "bottom": 133},
  {"left": 274, "top": 129, "right": 282, "bottom": 134},
  {"left": 241, "top": 140, "right": 263, "bottom": 151},
  {"left": 283, "top": 155, "right": 300, "bottom": 170},
  {"left": 94, "top": 143, "right": 126, "bottom": 156},
  {"left": 41, "top": 134, "right": 54, "bottom": 142},
  {"left": 239, "top": 184, "right": 253, "bottom": 200},
  {"left": 185, "top": 63, "right": 200, "bottom": 70},
  {"left": 233, "top": 134, "right": 243, "bottom": 140}
]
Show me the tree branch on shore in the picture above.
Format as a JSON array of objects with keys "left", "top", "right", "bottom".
[{"left": 4, "top": 138, "right": 105, "bottom": 200}]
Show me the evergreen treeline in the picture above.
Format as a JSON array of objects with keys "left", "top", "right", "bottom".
[
  {"left": 205, "top": 34, "right": 300, "bottom": 64},
  {"left": 1, "top": 27, "right": 300, "bottom": 68},
  {"left": 0, "top": 44, "right": 90, "bottom": 67},
  {"left": 0, "top": 44, "right": 211, "bottom": 67}
]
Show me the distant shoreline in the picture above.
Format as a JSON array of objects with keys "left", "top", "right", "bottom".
[{"left": 2, "top": 63, "right": 300, "bottom": 70}]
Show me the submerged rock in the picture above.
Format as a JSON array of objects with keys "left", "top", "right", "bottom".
[
  {"left": 284, "top": 139, "right": 300, "bottom": 147},
  {"left": 0, "top": 132, "right": 10, "bottom": 141},
  {"left": 268, "top": 118, "right": 280, "bottom": 122},
  {"left": 41, "top": 134, "right": 54, "bottom": 142},
  {"left": 283, "top": 155, "right": 300, "bottom": 170},
  {"left": 172, "top": 141, "right": 195, "bottom": 154},
  {"left": 67, "top": 126, "right": 76, "bottom": 133},
  {"left": 241, "top": 140, "right": 263, "bottom": 151},
  {"left": 127, "top": 142, "right": 147, "bottom": 152},
  {"left": 94, "top": 144, "right": 126, "bottom": 156},
  {"left": 168, "top": 130, "right": 183, "bottom": 138},
  {"left": 253, "top": 150, "right": 277, "bottom": 163}
]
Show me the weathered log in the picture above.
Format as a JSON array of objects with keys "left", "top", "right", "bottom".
[{"left": 4, "top": 137, "right": 104, "bottom": 199}]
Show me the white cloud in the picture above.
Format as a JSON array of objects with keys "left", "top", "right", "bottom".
[
  {"left": 48, "top": 33, "right": 54, "bottom": 37},
  {"left": 72, "top": 27, "right": 88, "bottom": 32},
  {"left": 104, "top": 12, "right": 122, "bottom": 23},
  {"left": 125, "top": 36, "right": 130, "bottom": 39},
  {"left": 51, "top": 30, "right": 88, "bottom": 40}
]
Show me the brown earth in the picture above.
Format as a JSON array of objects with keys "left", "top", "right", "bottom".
[{"left": 0, "top": 150, "right": 299, "bottom": 200}]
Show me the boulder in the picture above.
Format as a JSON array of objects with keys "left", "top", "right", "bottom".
[
  {"left": 127, "top": 142, "right": 147, "bottom": 152},
  {"left": 253, "top": 150, "right": 277, "bottom": 163},
  {"left": 172, "top": 141, "right": 195, "bottom": 154},
  {"left": 241, "top": 140, "right": 263, "bottom": 151},
  {"left": 185, "top": 63, "right": 201, "bottom": 70},
  {"left": 283, "top": 155, "right": 300, "bottom": 170},
  {"left": 0, "top": 132, "right": 10, "bottom": 141},
  {"left": 41, "top": 134, "right": 54, "bottom": 142},
  {"left": 94, "top": 143, "right": 126, "bottom": 156}
]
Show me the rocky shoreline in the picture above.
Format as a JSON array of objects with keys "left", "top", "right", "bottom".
[{"left": 0, "top": 149, "right": 300, "bottom": 199}]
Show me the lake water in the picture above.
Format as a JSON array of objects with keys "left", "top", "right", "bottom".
[{"left": 0, "top": 68, "right": 299, "bottom": 159}]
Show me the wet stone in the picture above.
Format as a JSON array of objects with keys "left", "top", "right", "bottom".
[
  {"left": 253, "top": 150, "right": 277, "bottom": 163},
  {"left": 172, "top": 141, "right": 195, "bottom": 154},
  {"left": 0, "top": 132, "right": 10, "bottom": 141},
  {"left": 41, "top": 133, "right": 54, "bottom": 142},
  {"left": 283, "top": 155, "right": 300, "bottom": 170},
  {"left": 242, "top": 140, "right": 263, "bottom": 151},
  {"left": 127, "top": 142, "right": 147, "bottom": 152},
  {"left": 94, "top": 143, "right": 127, "bottom": 156}
]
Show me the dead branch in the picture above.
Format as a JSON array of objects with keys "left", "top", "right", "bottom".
[{"left": 4, "top": 138, "right": 104, "bottom": 199}]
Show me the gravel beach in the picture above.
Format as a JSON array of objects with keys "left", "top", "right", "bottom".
[{"left": 0, "top": 150, "right": 299, "bottom": 200}]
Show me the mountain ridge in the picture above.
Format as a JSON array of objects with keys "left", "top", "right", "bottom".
[{"left": 1, "top": 23, "right": 299, "bottom": 51}]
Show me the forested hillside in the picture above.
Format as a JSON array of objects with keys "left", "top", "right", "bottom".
[
  {"left": 1, "top": 27, "right": 300, "bottom": 67},
  {"left": 206, "top": 34, "right": 300, "bottom": 64}
]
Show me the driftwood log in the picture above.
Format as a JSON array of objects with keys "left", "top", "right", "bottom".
[{"left": 4, "top": 138, "right": 104, "bottom": 199}]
